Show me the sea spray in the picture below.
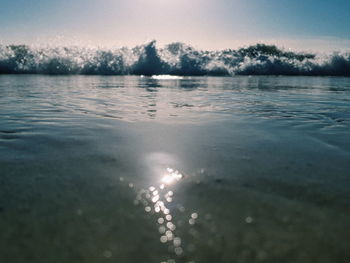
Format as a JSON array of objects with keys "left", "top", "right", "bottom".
[{"left": 0, "top": 41, "right": 349, "bottom": 76}]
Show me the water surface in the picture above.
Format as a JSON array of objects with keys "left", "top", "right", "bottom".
[{"left": 1, "top": 75, "right": 350, "bottom": 263}]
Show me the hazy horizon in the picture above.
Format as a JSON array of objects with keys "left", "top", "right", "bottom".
[{"left": 1, "top": 0, "right": 350, "bottom": 52}]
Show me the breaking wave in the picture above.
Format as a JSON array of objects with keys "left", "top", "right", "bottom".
[{"left": 0, "top": 41, "right": 349, "bottom": 76}]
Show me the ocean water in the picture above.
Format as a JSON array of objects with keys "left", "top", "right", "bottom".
[{"left": 0, "top": 75, "right": 350, "bottom": 263}]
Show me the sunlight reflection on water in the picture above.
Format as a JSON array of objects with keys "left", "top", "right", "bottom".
[
  {"left": 151, "top": 75, "right": 184, "bottom": 80},
  {"left": 131, "top": 166, "right": 200, "bottom": 262}
]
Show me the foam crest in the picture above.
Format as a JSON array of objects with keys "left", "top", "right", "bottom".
[{"left": 0, "top": 42, "right": 349, "bottom": 76}]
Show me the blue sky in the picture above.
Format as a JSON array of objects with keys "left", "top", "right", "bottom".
[{"left": 0, "top": 0, "right": 349, "bottom": 51}]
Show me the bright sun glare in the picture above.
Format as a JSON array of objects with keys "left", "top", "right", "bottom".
[{"left": 161, "top": 168, "right": 183, "bottom": 185}]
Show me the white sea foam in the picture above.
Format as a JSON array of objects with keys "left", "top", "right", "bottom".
[{"left": 0, "top": 41, "right": 349, "bottom": 76}]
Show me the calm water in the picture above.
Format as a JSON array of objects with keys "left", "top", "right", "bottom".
[{"left": 1, "top": 75, "right": 350, "bottom": 263}]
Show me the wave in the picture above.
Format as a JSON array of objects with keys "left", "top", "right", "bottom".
[{"left": 0, "top": 41, "right": 349, "bottom": 76}]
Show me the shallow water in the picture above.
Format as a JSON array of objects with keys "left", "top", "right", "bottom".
[{"left": 0, "top": 75, "right": 350, "bottom": 263}]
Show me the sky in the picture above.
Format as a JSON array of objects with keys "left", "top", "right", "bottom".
[{"left": 0, "top": 0, "right": 350, "bottom": 51}]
